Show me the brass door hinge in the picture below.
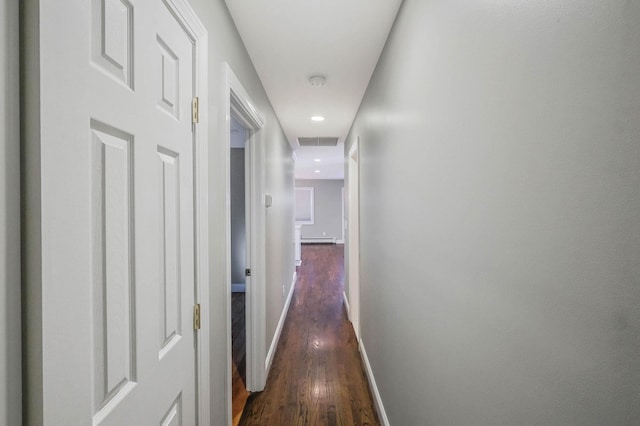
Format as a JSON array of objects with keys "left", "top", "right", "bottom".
[
  {"left": 193, "top": 303, "right": 201, "bottom": 330},
  {"left": 192, "top": 97, "right": 199, "bottom": 124}
]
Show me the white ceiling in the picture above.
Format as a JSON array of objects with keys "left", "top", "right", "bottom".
[{"left": 224, "top": 0, "right": 402, "bottom": 180}]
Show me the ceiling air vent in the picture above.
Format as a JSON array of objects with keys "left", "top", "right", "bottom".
[{"left": 297, "top": 137, "right": 339, "bottom": 147}]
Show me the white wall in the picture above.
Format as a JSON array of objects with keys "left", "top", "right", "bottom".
[
  {"left": 296, "top": 179, "right": 344, "bottom": 241},
  {"left": 0, "top": 0, "right": 21, "bottom": 424},
  {"left": 346, "top": 1, "right": 640, "bottom": 424}
]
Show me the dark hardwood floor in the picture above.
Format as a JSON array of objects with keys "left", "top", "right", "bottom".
[
  {"left": 232, "top": 292, "right": 250, "bottom": 425},
  {"left": 239, "top": 244, "right": 380, "bottom": 426},
  {"left": 232, "top": 292, "right": 247, "bottom": 385}
]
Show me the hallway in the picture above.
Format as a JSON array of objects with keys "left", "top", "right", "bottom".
[
  {"left": 5, "top": 1, "right": 640, "bottom": 424},
  {"left": 240, "top": 244, "right": 379, "bottom": 425}
]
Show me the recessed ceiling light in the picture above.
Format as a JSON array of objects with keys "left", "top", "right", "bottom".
[
  {"left": 314, "top": 158, "right": 321, "bottom": 162},
  {"left": 314, "top": 170, "right": 321, "bottom": 173},
  {"left": 311, "top": 116, "right": 325, "bottom": 122}
]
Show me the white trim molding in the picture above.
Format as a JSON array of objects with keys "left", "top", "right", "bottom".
[
  {"left": 359, "top": 339, "right": 390, "bottom": 426},
  {"left": 223, "top": 63, "right": 267, "bottom": 425},
  {"left": 301, "top": 237, "right": 336, "bottom": 244},
  {"left": 266, "top": 271, "right": 297, "bottom": 373},
  {"left": 342, "top": 292, "right": 351, "bottom": 319},
  {"left": 161, "top": 1, "right": 210, "bottom": 424},
  {"left": 231, "top": 283, "right": 246, "bottom": 293}
]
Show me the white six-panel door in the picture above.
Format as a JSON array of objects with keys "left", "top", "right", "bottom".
[{"left": 40, "top": 0, "right": 201, "bottom": 423}]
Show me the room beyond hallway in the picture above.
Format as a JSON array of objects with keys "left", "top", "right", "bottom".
[{"left": 239, "top": 244, "right": 379, "bottom": 425}]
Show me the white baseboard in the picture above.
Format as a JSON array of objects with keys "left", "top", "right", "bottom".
[
  {"left": 343, "top": 291, "right": 351, "bottom": 320},
  {"left": 231, "top": 283, "right": 246, "bottom": 293},
  {"left": 265, "top": 271, "right": 297, "bottom": 372},
  {"left": 336, "top": 239, "right": 344, "bottom": 244},
  {"left": 359, "top": 339, "right": 390, "bottom": 426},
  {"left": 301, "top": 237, "right": 336, "bottom": 244}
]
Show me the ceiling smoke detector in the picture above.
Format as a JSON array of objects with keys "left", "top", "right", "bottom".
[{"left": 308, "top": 74, "right": 326, "bottom": 87}]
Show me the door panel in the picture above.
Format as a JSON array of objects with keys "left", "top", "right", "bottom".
[
  {"left": 91, "top": 0, "right": 133, "bottom": 89},
  {"left": 90, "top": 120, "right": 136, "bottom": 413},
  {"left": 39, "top": 0, "right": 199, "bottom": 424},
  {"left": 158, "top": 147, "right": 182, "bottom": 360}
]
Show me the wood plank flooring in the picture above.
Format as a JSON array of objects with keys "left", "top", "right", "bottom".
[
  {"left": 232, "top": 292, "right": 250, "bottom": 425},
  {"left": 239, "top": 244, "right": 380, "bottom": 426}
]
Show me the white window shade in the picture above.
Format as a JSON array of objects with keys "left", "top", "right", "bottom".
[{"left": 295, "top": 187, "right": 314, "bottom": 224}]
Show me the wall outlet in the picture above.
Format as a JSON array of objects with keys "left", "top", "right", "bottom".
[{"left": 322, "top": 231, "right": 326, "bottom": 236}]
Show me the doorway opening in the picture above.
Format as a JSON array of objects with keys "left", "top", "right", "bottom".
[
  {"left": 230, "top": 116, "right": 250, "bottom": 425},
  {"left": 224, "top": 63, "right": 267, "bottom": 425}
]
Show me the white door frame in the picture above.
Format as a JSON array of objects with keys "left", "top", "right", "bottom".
[
  {"left": 223, "top": 64, "right": 267, "bottom": 421},
  {"left": 347, "top": 138, "right": 361, "bottom": 340},
  {"left": 165, "top": 1, "right": 210, "bottom": 423},
  {"left": 340, "top": 186, "right": 345, "bottom": 244}
]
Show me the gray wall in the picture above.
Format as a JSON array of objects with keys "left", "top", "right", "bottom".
[
  {"left": 0, "top": 0, "right": 21, "bottom": 424},
  {"left": 230, "top": 148, "right": 246, "bottom": 284},
  {"left": 265, "top": 144, "right": 296, "bottom": 343},
  {"left": 296, "top": 179, "right": 344, "bottom": 241},
  {"left": 21, "top": 0, "right": 42, "bottom": 422},
  {"left": 346, "top": 1, "right": 640, "bottom": 424}
]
